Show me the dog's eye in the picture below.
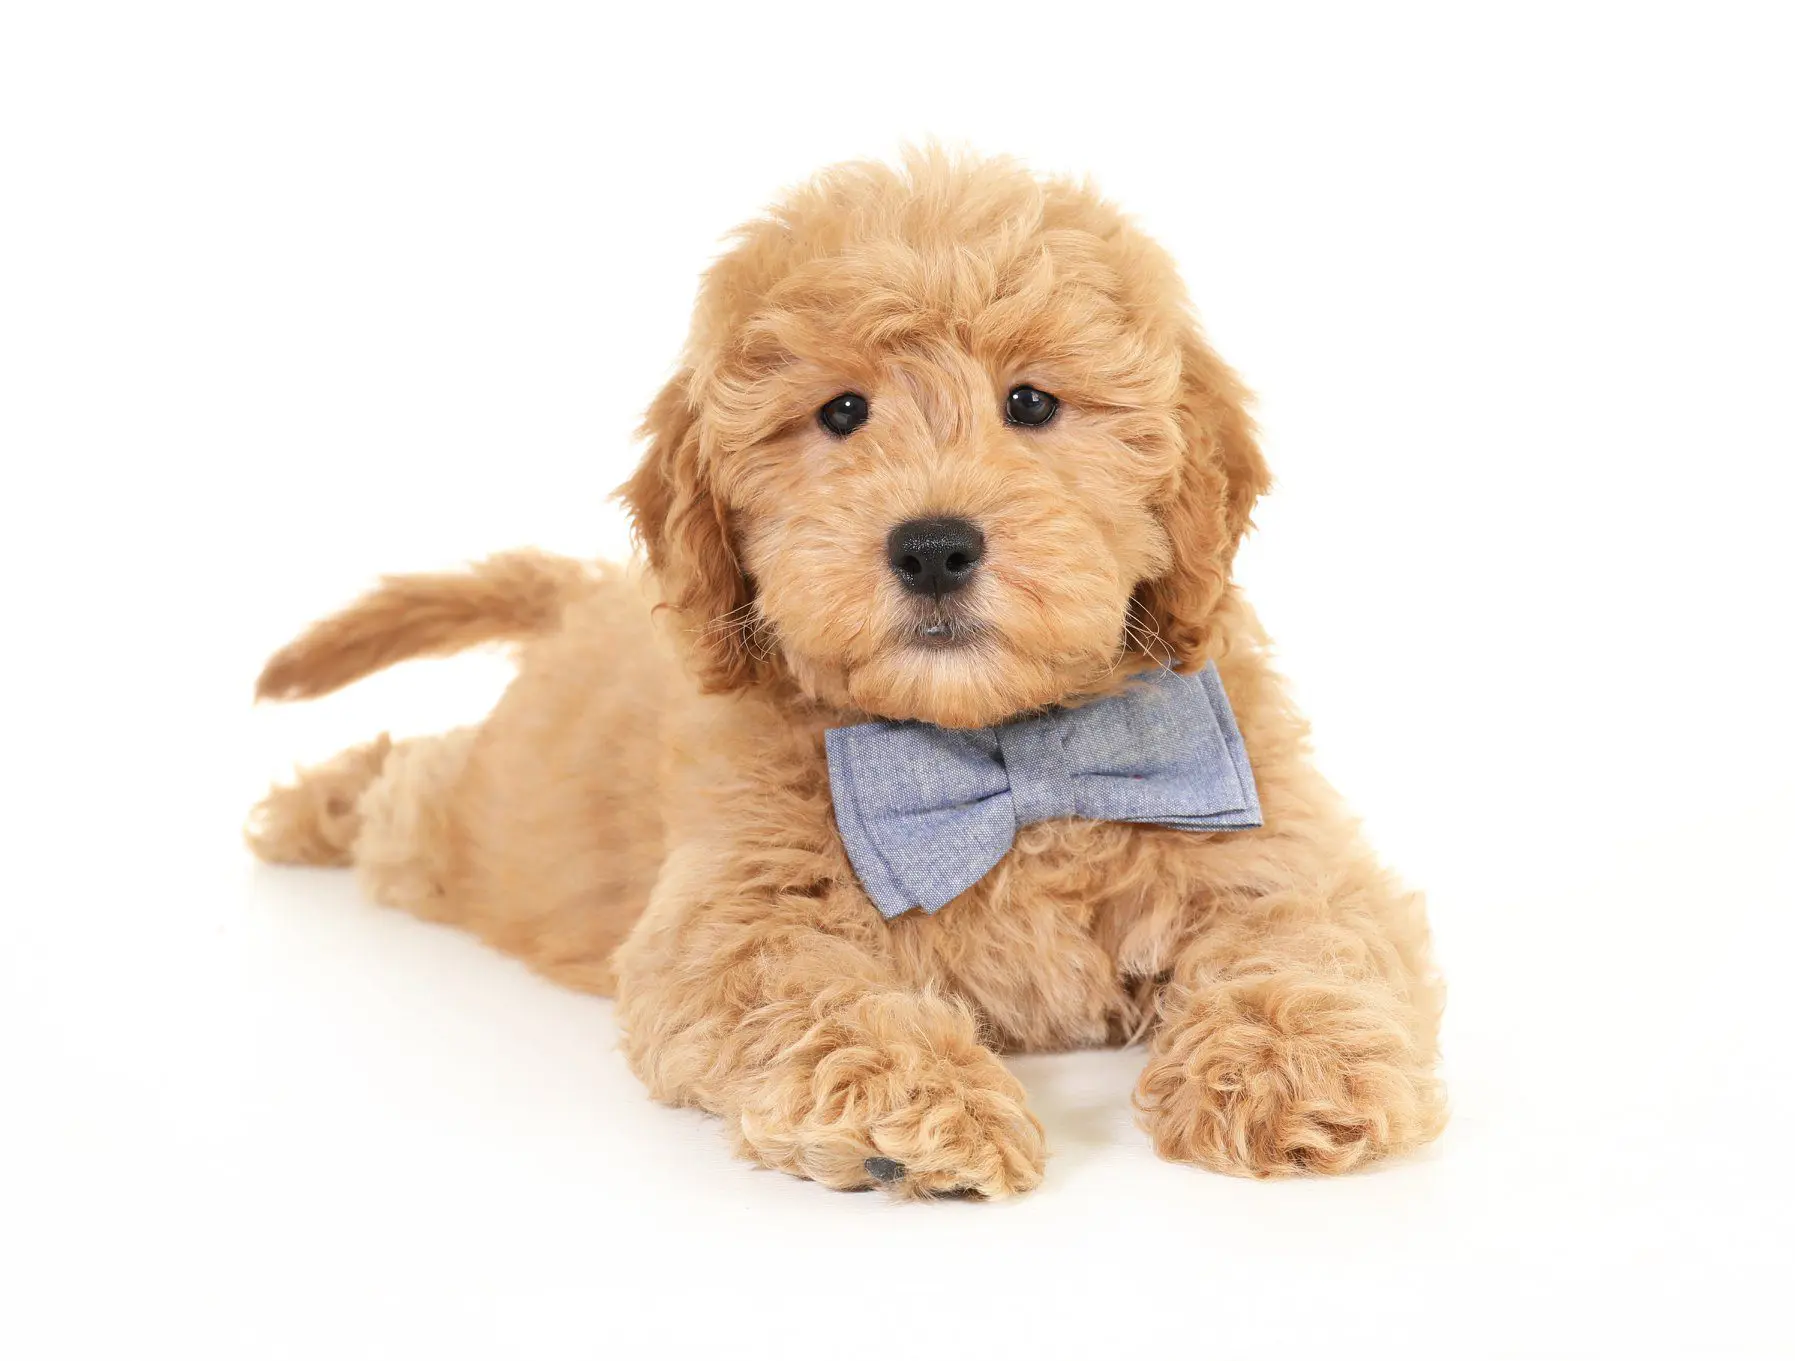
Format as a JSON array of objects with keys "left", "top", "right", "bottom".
[
  {"left": 818, "top": 392, "right": 870, "bottom": 437},
  {"left": 1005, "top": 385, "right": 1058, "bottom": 427}
]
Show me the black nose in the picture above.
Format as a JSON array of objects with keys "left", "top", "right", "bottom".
[{"left": 887, "top": 517, "right": 985, "bottom": 597}]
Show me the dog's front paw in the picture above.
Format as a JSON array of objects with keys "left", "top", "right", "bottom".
[
  {"left": 1135, "top": 976, "right": 1445, "bottom": 1177},
  {"left": 735, "top": 991, "right": 1045, "bottom": 1198}
]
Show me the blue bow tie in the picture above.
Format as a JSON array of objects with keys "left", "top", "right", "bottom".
[{"left": 824, "top": 662, "right": 1262, "bottom": 920}]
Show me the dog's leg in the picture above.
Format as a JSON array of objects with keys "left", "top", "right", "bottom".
[
  {"left": 613, "top": 855, "right": 1046, "bottom": 1198},
  {"left": 1134, "top": 868, "right": 1446, "bottom": 1177},
  {"left": 248, "top": 728, "right": 476, "bottom": 917},
  {"left": 250, "top": 724, "right": 635, "bottom": 995},
  {"left": 246, "top": 735, "right": 396, "bottom": 867}
]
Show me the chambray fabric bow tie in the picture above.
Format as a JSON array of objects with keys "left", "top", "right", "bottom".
[{"left": 825, "top": 662, "right": 1262, "bottom": 920}]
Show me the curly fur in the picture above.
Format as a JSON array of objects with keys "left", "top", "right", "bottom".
[{"left": 248, "top": 150, "right": 1445, "bottom": 1196}]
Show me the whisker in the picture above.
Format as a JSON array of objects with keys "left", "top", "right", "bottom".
[
  {"left": 1099, "top": 632, "right": 1129, "bottom": 680},
  {"left": 743, "top": 614, "right": 780, "bottom": 661},
  {"left": 1125, "top": 600, "right": 1174, "bottom": 665},
  {"left": 693, "top": 601, "right": 759, "bottom": 637}
]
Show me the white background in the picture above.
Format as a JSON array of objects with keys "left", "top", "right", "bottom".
[{"left": 4, "top": 3, "right": 1792, "bottom": 1358}]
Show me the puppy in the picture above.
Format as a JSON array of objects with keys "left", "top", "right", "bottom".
[{"left": 249, "top": 151, "right": 1445, "bottom": 1197}]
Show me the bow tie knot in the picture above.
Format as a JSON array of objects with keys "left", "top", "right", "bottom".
[
  {"left": 825, "top": 662, "right": 1262, "bottom": 920},
  {"left": 995, "top": 721, "right": 1076, "bottom": 825}
]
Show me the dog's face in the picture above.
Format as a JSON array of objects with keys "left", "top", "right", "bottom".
[{"left": 623, "top": 153, "right": 1268, "bottom": 728}]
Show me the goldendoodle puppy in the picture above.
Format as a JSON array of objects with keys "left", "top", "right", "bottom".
[{"left": 249, "top": 150, "right": 1445, "bottom": 1197}]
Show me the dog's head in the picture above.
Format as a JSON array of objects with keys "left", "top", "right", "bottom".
[{"left": 621, "top": 151, "right": 1269, "bottom": 728}]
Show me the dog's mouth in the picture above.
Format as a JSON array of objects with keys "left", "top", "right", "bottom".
[
  {"left": 824, "top": 593, "right": 1129, "bottom": 729},
  {"left": 906, "top": 605, "right": 990, "bottom": 651}
]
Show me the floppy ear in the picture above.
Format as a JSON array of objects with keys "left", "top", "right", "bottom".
[
  {"left": 1132, "top": 330, "right": 1273, "bottom": 664},
  {"left": 618, "top": 372, "right": 767, "bottom": 692}
]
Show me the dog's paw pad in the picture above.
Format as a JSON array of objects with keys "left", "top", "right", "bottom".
[{"left": 864, "top": 1156, "right": 906, "bottom": 1184}]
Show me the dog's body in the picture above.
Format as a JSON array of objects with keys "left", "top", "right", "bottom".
[{"left": 250, "top": 153, "right": 1445, "bottom": 1196}]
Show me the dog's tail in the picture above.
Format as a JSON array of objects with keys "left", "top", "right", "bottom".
[{"left": 255, "top": 550, "right": 592, "bottom": 702}]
